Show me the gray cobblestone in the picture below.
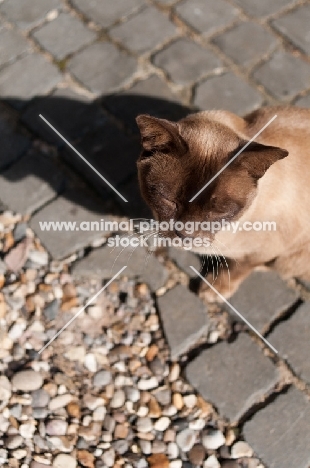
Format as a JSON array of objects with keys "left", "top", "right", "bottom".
[
  {"left": 0, "top": 54, "right": 62, "bottom": 104},
  {"left": 71, "top": 0, "right": 144, "bottom": 29},
  {"left": 168, "top": 247, "right": 201, "bottom": 278},
  {"left": 231, "top": 0, "right": 295, "bottom": 18},
  {"left": 269, "top": 302, "right": 310, "bottom": 383},
  {"left": 253, "top": 50, "right": 310, "bottom": 100},
  {"left": 0, "top": 28, "right": 30, "bottom": 67},
  {"left": 67, "top": 42, "right": 137, "bottom": 95},
  {"left": 22, "top": 88, "right": 105, "bottom": 143},
  {"left": 0, "top": 151, "right": 65, "bottom": 214},
  {"left": 244, "top": 387, "right": 310, "bottom": 468},
  {"left": 186, "top": 333, "right": 280, "bottom": 422},
  {"left": 104, "top": 75, "right": 189, "bottom": 134},
  {"left": 153, "top": 38, "right": 222, "bottom": 85},
  {"left": 272, "top": 4, "right": 310, "bottom": 56},
  {"left": 72, "top": 243, "right": 168, "bottom": 292},
  {"left": 0, "top": 0, "right": 61, "bottom": 30},
  {"left": 194, "top": 72, "right": 263, "bottom": 114},
  {"left": 32, "top": 12, "right": 96, "bottom": 60},
  {"left": 110, "top": 6, "right": 177, "bottom": 54},
  {"left": 225, "top": 271, "right": 298, "bottom": 333},
  {"left": 175, "top": 0, "right": 238, "bottom": 35},
  {"left": 0, "top": 105, "right": 30, "bottom": 170},
  {"left": 30, "top": 188, "right": 110, "bottom": 259},
  {"left": 157, "top": 284, "right": 209, "bottom": 359},
  {"left": 213, "top": 22, "right": 278, "bottom": 68}
]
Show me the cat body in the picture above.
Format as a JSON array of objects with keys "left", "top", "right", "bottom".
[{"left": 136, "top": 106, "right": 310, "bottom": 298}]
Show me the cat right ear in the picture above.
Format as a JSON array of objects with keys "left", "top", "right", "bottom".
[{"left": 136, "top": 114, "right": 187, "bottom": 154}]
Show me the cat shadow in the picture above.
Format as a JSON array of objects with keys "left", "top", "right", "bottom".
[{"left": 0, "top": 93, "right": 193, "bottom": 220}]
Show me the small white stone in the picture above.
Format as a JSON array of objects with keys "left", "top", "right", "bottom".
[
  {"left": 183, "top": 394, "right": 197, "bottom": 409},
  {"left": 169, "top": 363, "right": 180, "bottom": 382},
  {"left": 136, "top": 417, "right": 153, "bottom": 433},
  {"left": 202, "top": 430, "right": 225, "bottom": 450},
  {"left": 110, "top": 390, "right": 125, "bottom": 409},
  {"left": 0, "top": 376, "right": 11, "bottom": 400},
  {"left": 53, "top": 454, "right": 77, "bottom": 468},
  {"left": 12, "top": 449, "right": 27, "bottom": 460},
  {"left": 84, "top": 353, "right": 97, "bottom": 373},
  {"left": 64, "top": 346, "right": 85, "bottom": 362},
  {"left": 170, "top": 460, "right": 182, "bottom": 468},
  {"left": 93, "top": 406, "right": 107, "bottom": 421},
  {"left": 204, "top": 455, "right": 221, "bottom": 468},
  {"left": 189, "top": 419, "right": 205, "bottom": 431},
  {"left": 12, "top": 370, "right": 43, "bottom": 392},
  {"left": 154, "top": 417, "right": 170, "bottom": 432},
  {"left": 231, "top": 441, "right": 254, "bottom": 458},
  {"left": 176, "top": 429, "right": 196, "bottom": 452},
  {"left": 167, "top": 442, "right": 179, "bottom": 459},
  {"left": 19, "top": 422, "right": 36, "bottom": 439},
  {"left": 49, "top": 394, "right": 72, "bottom": 411},
  {"left": 137, "top": 377, "right": 158, "bottom": 390},
  {"left": 136, "top": 406, "right": 149, "bottom": 417},
  {"left": 102, "top": 448, "right": 115, "bottom": 467},
  {"left": 28, "top": 250, "right": 48, "bottom": 266},
  {"left": 8, "top": 322, "right": 26, "bottom": 340}
]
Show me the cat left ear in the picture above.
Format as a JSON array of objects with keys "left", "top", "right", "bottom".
[
  {"left": 237, "top": 141, "right": 289, "bottom": 179},
  {"left": 136, "top": 114, "right": 187, "bottom": 154}
]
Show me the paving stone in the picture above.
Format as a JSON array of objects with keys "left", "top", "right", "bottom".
[
  {"left": 268, "top": 302, "right": 310, "bottom": 383},
  {"left": 71, "top": 0, "right": 144, "bottom": 29},
  {"left": 0, "top": 151, "right": 65, "bottom": 214},
  {"left": 213, "top": 22, "right": 277, "bottom": 68},
  {"left": 0, "top": 28, "right": 30, "bottom": 66},
  {"left": 110, "top": 6, "right": 177, "bottom": 54},
  {"left": 168, "top": 247, "right": 201, "bottom": 278},
  {"left": 157, "top": 284, "right": 209, "bottom": 359},
  {"left": 0, "top": 54, "right": 62, "bottom": 104},
  {"left": 0, "top": 0, "right": 61, "bottom": 29},
  {"left": 153, "top": 38, "right": 222, "bottom": 85},
  {"left": 253, "top": 50, "right": 310, "bottom": 100},
  {"left": 295, "top": 94, "right": 310, "bottom": 108},
  {"left": 224, "top": 271, "right": 298, "bottom": 333},
  {"left": 244, "top": 387, "right": 310, "bottom": 468},
  {"left": 30, "top": 187, "right": 112, "bottom": 259},
  {"left": 68, "top": 42, "right": 137, "bottom": 95},
  {"left": 231, "top": 0, "right": 295, "bottom": 18},
  {"left": 72, "top": 243, "right": 168, "bottom": 292},
  {"left": 0, "top": 105, "right": 30, "bottom": 170},
  {"left": 175, "top": 0, "right": 238, "bottom": 35},
  {"left": 32, "top": 12, "right": 96, "bottom": 60},
  {"left": 186, "top": 333, "right": 279, "bottom": 422},
  {"left": 194, "top": 72, "right": 263, "bottom": 115},
  {"left": 63, "top": 118, "right": 139, "bottom": 192},
  {"left": 272, "top": 4, "right": 310, "bottom": 56},
  {"left": 22, "top": 87, "right": 105, "bottom": 143},
  {"left": 104, "top": 75, "right": 190, "bottom": 135}
]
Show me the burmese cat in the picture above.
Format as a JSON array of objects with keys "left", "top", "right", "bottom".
[{"left": 136, "top": 106, "right": 310, "bottom": 301}]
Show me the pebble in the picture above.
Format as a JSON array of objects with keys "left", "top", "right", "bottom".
[
  {"left": 6, "top": 434, "right": 24, "bottom": 450},
  {"left": 167, "top": 442, "right": 179, "bottom": 459},
  {"left": 46, "top": 419, "right": 68, "bottom": 436},
  {"left": 33, "top": 407, "right": 48, "bottom": 419},
  {"left": 204, "top": 456, "right": 221, "bottom": 468},
  {"left": 43, "top": 299, "right": 59, "bottom": 321},
  {"left": 113, "top": 439, "right": 129, "bottom": 455},
  {"left": 154, "top": 388, "right": 171, "bottom": 406},
  {"left": 0, "top": 376, "right": 11, "bottom": 400},
  {"left": 189, "top": 419, "right": 205, "bottom": 431},
  {"left": 169, "top": 461, "right": 182, "bottom": 468},
  {"left": 32, "top": 389, "right": 50, "bottom": 408},
  {"left": 202, "top": 429, "right": 225, "bottom": 450},
  {"left": 169, "top": 363, "right": 180, "bottom": 382},
  {"left": 53, "top": 454, "right": 77, "bottom": 468},
  {"left": 140, "top": 439, "right": 152, "bottom": 455},
  {"left": 28, "top": 250, "right": 48, "bottom": 266},
  {"left": 0, "top": 449, "right": 7, "bottom": 464},
  {"left": 148, "top": 454, "right": 169, "bottom": 468},
  {"left": 12, "top": 370, "right": 43, "bottom": 392},
  {"left": 110, "top": 390, "right": 125, "bottom": 409},
  {"left": 125, "top": 387, "right": 140, "bottom": 403},
  {"left": 231, "top": 441, "right": 254, "bottom": 458},
  {"left": 137, "top": 417, "right": 153, "bottom": 433},
  {"left": 84, "top": 353, "right": 97, "bottom": 373},
  {"left": 77, "top": 450, "right": 95, "bottom": 468},
  {"left": 12, "top": 448, "right": 27, "bottom": 460},
  {"left": 93, "top": 406, "right": 107, "bottom": 421},
  {"left": 93, "top": 370, "right": 112, "bottom": 387},
  {"left": 19, "top": 422, "right": 36, "bottom": 439},
  {"left": 138, "top": 377, "right": 158, "bottom": 390},
  {"left": 176, "top": 429, "right": 196, "bottom": 452},
  {"left": 152, "top": 440, "right": 166, "bottom": 453},
  {"left": 183, "top": 394, "right": 197, "bottom": 409},
  {"left": 102, "top": 448, "right": 115, "bottom": 467},
  {"left": 154, "top": 417, "right": 170, "bottom": 432},
  {"left": 188, "top": 444, "right": 206, "bottom": 466},
  {"left": 49, "top": 394, "right": 73, "bottom": 410}
]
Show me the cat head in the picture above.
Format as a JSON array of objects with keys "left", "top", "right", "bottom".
[{"left": 136, "top": 112, "right": 288, "bottom": 240}]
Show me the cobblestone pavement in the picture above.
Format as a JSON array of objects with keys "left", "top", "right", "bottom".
[{"left": 1, "top": 0, "right": 310, "bottom": 467}]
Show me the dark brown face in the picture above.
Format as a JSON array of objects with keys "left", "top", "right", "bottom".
[{"left": 136, "top": 113, "right": 288, "bottom": 240}]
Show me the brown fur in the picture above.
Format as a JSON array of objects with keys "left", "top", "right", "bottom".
[{"left": 136, "top": 106, "right": 310, "bottom": 300}]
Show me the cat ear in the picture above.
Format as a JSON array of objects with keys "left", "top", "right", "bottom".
[
  {"left": 136, "top": 115, "right": 187, "bottom": 154},
  {"left": 236, "top": 141, "right": 288, "bottom": 179}
]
